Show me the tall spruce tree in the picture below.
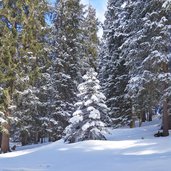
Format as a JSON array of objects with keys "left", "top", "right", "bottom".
[
  {"left": 82, "top": 5, "right": 99, "bottom": 71},
  {"left": 0, "top": 0, "right": 48, "bottom": 152},
  {"left": 141, "top": 0, "right": 171, "bottom": 135},
  {"left": 119, "top": 0, "right": 171, "bottom": 130},
  {"left": 99, "top": 0, "right": 131, "bottom": 127},
  {"left": 120, "top": 0, "right": 152, "bottom": 127},
  {"left": 50, "top": 0, "right": 85, "bottom": 138}
]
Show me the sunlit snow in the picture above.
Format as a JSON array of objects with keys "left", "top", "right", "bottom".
[{"left": 0, "top": 118, "right": 171, "bottom": 171}]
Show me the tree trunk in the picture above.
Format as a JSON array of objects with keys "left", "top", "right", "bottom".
[
  {"left": 0, "top": 132, "right": 2, "bottom": 150},
  {"left": 169, "top": 115, "right": 171, "bottom": 129},
  {"left": 162, "top": 62, "right": 169, "bottom": 136},
  {"left": 130, "top": 106, "right": 136, "bottom": 128},
  {"left": 141, "top": 112, "right": 146, "bottom": 122},
  {"left": 34, "top": 131, "right": 39, "bottom": 144},
  {"left": 0, "top": 132, "right": 2, "bottom": 144},
  {"left": 130, "top": 119, "right": 135, "bottom": 128},
  {"left": 145, "top": 105, "right": 153, "bottom": 122},
  {"left": 20, "top": 130, "right": 29, "bottom": 146},
  {"left": 162, "top": 99, "right": 169, "bottom": 136},
  {"left": 148, "top": 110, "right": 152, "bottom": 122},
  {"left": 1, "top": 124, "right": 10, "bottom": 153}
]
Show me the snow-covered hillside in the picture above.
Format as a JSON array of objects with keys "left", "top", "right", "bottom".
[{"left": 0, "top": 118, "right": 171, "bottom": 171}]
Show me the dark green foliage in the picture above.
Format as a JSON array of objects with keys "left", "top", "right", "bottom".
[
  {"left": 0, "top": 0, "right": 49, "bottom": 150},
  {"left": 99, "top": 0, "right": 131, "bottom": 127}
]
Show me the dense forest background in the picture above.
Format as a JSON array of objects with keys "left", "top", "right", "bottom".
[{"left": 0, "top": 0, "right": 171, "bottom": 153}]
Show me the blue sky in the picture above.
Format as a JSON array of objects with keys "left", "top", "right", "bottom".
[
  {"left": 81, "top": 0, "right": 107, "bottom": 37},
  {"left": 81, "top": 0, "right": 107, "bottom": 22}
]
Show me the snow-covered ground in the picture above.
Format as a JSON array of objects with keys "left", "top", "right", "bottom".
[{"left": 0, "top": 118, "right": 171, "bottom": 171}]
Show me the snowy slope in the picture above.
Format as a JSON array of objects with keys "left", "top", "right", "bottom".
[{"left": 0, "top": 118, "right": 171, "bottom": 171}]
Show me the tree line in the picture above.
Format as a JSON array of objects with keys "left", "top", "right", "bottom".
[
  {"left": 0, "top": 0, "right": 171, "bottom": 153},
  {"left": 99, "top": 0, "right": 171, "bottom": 134}
]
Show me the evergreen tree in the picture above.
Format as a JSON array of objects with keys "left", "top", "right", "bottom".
[
  {"left": 64, "top": 68, "right": 110, "bottom": 143},
  {"left": 0, "top": 0, "right": 22, "bottom": 152},
  {"left": 142, "top": 0, "right": 171, "bottom": 135},
  {"left": 120, "top": 0, "right": 171, "bottom": 130},
  {"left": 0, "top": 0, "right": 49, "bottom": 152},
  {"left": 82, "top": 5, "right": 99, "bottom": 71},
  {"left": 50, "top": 0, "right": 86, "bottom": 138},
  {"left": 120, "top": 0, "right": 152, "bottom": 127},
  {"left": 99, "top": 0, "right": 131, "bottom": 127},
  {"left": 14, "top": 86, "right": 41, "bottom": 145}
]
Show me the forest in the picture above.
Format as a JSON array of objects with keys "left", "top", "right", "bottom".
[{"left": 0, "top": 0, "right": 171, "bottom": 155}]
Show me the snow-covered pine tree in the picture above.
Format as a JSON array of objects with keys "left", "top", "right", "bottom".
[
  {"left": 53, "top": 0, "right": 84, "bottom": 81},
  {"left": 82, "top": 4, "right": 99, "bottom": 71},
  {"left": 12, "top": 62, "right": 60, "bottom": 144},
  {"left": 13, "top": 86, "right": 41, "bottom": 145},
  {"left": 121, "top": 0, "right": 171, "bottom": 130},
  {"left": 36, "top": 70, "right": 63, "bottom": 142},
  {"left": 141, "top": 0, "right": 171, "bottom": 135},
  {"left": 120, "top": 0, "right": 152, "bottom": 127},
  {"left": 64, "top": 68, "right": 111, "bottom": 143},
  {"left": 46, "top": 59, "right": 70, "bottom": 141},
  {"left": 50, "top": 0, "right": 86, "bottom": 137},
  {"left": 99, "top": 0, "right": 131, "bottom": 127}
]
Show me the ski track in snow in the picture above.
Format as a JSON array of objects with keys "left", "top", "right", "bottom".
[{"left": 0, "top": 118, "right": 171, "bottom": 171}]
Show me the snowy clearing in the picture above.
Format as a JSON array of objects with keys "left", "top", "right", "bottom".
[{"left": 0, "top": 118, "right": 171, "bottom": 171}]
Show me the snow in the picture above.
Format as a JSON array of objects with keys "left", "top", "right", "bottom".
[
  {"left": 0, "top": 111, "right": 5, "bottom": 116},
  {"left": 75, "top": 102, "right": 83, "bottom": 106},
  {"left": 20, "top": 76, "right": 30, "bottom": 82},
  {"left": 82, "top": 122, "right": 92, "bottom": 131},
  {"left": 70, "top": 115, "right": 83, "bottom": 124},
  {"left": 70, "top": 110, "right": 84, "bottom": 123},
  {"left": 121, "top": 2, "right": 127, "bottom": 8},
  {"left": 89, "top": 109, "right": 100, "bottom": 119},
  {"left": 97, "top": 103, "right": 107, "bottom": 108},
  {"left": 84, "top": 99, "right": 93, "bottom": 106},
  {"left": 87, "top": 106, "right": 95, "bottom": 111},
  {"left": 8, "top": 105, "right": 17, "bottom": 110},
  {"left": 1, "top": 118, "right": 171, "bottom": 171},
  {"left": 91, "top": 94, "right": 99, "bottom": 102},
  {"left": 0, "top": 117, "right": 6, "bottom": 123},
  {"left": 162, "top": 0, "right": 171, "bottom": 9},
  {"left": 73, "top": 110, "right": 82, "bottom": 116}
]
